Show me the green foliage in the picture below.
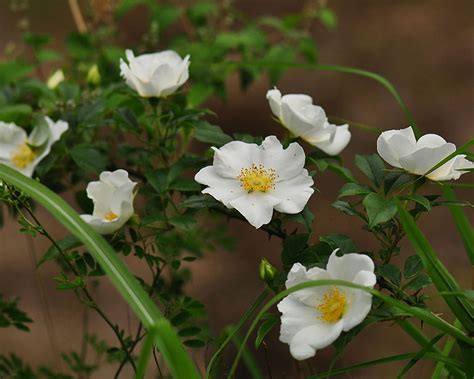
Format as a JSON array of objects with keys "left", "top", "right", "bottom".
[
  {"left": 0, "top": 296, "right": 32, "bottom": 331},
  {"left": 0, "top": 1, "right": 471, "bottom": 378}
]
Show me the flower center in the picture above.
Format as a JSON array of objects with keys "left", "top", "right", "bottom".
[
  {"left": 104, "top": 211, "right": 119, "bottom": 221},
  {"left": 11, "top": 143, "right": 37, "bottom": 169},
  {"left": 238, "top": 164, "right": 276, "bottom": 193},
  {"left": 317, "top": 287, "right": 346, "bottom": 323}
]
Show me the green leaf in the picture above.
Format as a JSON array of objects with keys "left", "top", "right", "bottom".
[
  {"left": 378, "top": 264, "right": 401, "bottom": 287},
  {"left": 404, "top": 255, "right": 423, "bottom": 279},
  {"left": 169, "top": 215, "right": 196, "bottom": 231},
  {"left": 145, "top": 169, "right": 168, "bottom": 194},
  {"left": 0, "top": 104, "right": 32, "bottom": 123},
  {"left": 0, "top": 164, "right": 200, "bottom": 379},
  {"left": 338, "top": 183, "right": 372, "bottom": 198},
  {"left": 194, "top": 121, "right": 232, "bottom": 147},
  {"left": 355, "top": 154, "right": 385, "bottom": 187},
  {"left": 320, "top": 234, "right": 357, "bottom": 254},
  {"left": 39, "top": 235, "right": 82, "bottom": 266},
  {"left": 255, "top": 315, "right": 278, "bottom": 349},
  {"left": 180, "top": 194, "right": 219, "bottom": 209},
  {"left": 187, "top": 83, "right": 214, "bottom": 107},
  {"left": 332, "top": 200, "right": 358, "bottom": 216},
  {"left": 384, "top": 171, "right": 414, "bottom": 194},
  {"left": 404, "top": 273, "right": 432, "bottom": 292},
  {"left": 70, "top": 145, "right": 108, "bottom": 174},
  {"left": 405, "top": 194, "right": 431, "bottom": 211},
  {"left": 363, "top": 193, "right": 397, "bottom": 228},
  {"left": 0, "top": 61, "right": 32, "bottom": 85}
]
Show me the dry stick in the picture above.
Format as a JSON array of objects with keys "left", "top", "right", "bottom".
[
  {"left": 25, "top": 234, "right": 63, "bottom": 371},
  {"left": 68, "top": 0, "right": 88, "bottom": 33}
]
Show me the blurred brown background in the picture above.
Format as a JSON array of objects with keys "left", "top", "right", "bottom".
[{"left": 0, "top": 0, "right": 473, "bottom": 378}]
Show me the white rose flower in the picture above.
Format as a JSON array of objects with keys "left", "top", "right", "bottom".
[
  {"left": 266, "top": 88, "right": 351, "bottom": 156},
  {"left": 195, "top": 136, "right": 314, "bottom": 229},
  {"left": 377, "top": 126, "right": 474, "bottom": 181},
  {"left": 80, "top": 169, "right": 137, "bottom": 235},
  {"left": 120, "top": 49, "right": 190, "bottom": 98},
  {"left": 278, "top": 250, "right": 376, "bottom": 360},
  {"left": 0, "top": 117, "right": 68, "bottom": 177}
]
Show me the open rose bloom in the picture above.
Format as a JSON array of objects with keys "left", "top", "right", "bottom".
[
  {"left": 0, "top": 117, "right": 68, "bottom": 177},
  {"left": 195, "top": 136, "right": 314, "bottom": 229},
  {"left": 377, "top": 126, "right": 474, "bottom": 181},
  {"left": 120, "top": 49, "right": 190, "bottom": 98},
  {"left": 267, "top": 88, "right": 351, "bottom": 156},
  {"left": 278, "top": 250, "right": 376, "bottom": 360},
  {"left": 80, "top": 169, "right": 137, "bottom": 235}
]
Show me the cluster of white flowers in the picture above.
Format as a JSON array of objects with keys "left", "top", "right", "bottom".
[{"left": 1, "top": 47, "right": 472, "bottom": 361}]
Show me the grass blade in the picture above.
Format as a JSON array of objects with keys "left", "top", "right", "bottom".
[
  {"left": 0, "top": 164, "right": 199, "bottom": 379},
  {"left": 135, "top": 327, "right": 157, "bottom": 379},
  {"left": 230, "top": 330, "right": 264, "bottom": 379},
  {"left": 207, "top": 289, "right": 269, "bottom": 378},
  {"left": 441, "top": 185, "right": 474, "bottom": 264},
  {"left": 308, "top": 352, "right": 462, "bottom": 379},
  {"left": 396, "top": 199, "right": 474, "bottom": 333}
]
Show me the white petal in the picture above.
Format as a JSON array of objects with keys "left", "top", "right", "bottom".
[
  {"left": 99, "top": 169, "right": 133, "bottom": 187},
  {"left": 81, "top": 213, "right": 126, "bottom": 235},
  {"left": 285, "top": 262, "right": 332, "bottom": 306},
  {"left": 259, "top": 136, "right": 306, "bottom": 181},
  {"left": 271, "top": 169, "right": 314, "bottom": 214},
  {"left": 342, "top": 271, "right": 375, "bottom": 331},
  {"left": 428, "top": 155, "right": 474, "bottom": 181},
  {"left": 31, "top": 117, "right": 69, "bottom": 167},
  {"left": 266, "top": 88, "right": 282, "bottom": 119},
  {"left": 212, "top": 140, "right": 259, "bottom": 178},
  {"left": 399, "top": 143, "right": 456, "bottom": 176},
  {"left": 0, "top": 122, "right": 28, "bottom": 160},
  {"left": 377, "top": 126, "right": 417, "bottom": 168},
  {"left": 313, "top": 123, "right": 351, "bottom": 155},
  {"left": 415, "top": 133, "right": 447, "bottom": 149},
  {"left": 194, "top": 166, "right": 244, "bottom": 206},
  {"left": 327, "top": 250, "right": 375, "bottom": 284},
  {"left": 289, "top": 320, "right": 344, "bottom": 360},
  {"left": 280, "top": 101, "right": 326, "bottom": 141},
  {"left": 277, "top": 296, "right": 319, "bottom": 344},
  {"left": 229, "top": 192, "right": 280, "bottom": 229}
]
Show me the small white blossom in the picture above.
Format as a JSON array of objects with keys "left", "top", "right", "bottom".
[
  {"left": 278, "top": 250, "right": 376, "bottom": 360},
  {"left": 0, "top": 117, "right": 68, "bottom": 177},
  {"left": 120, "top": 49, "right": 190, "bottom": 98},
  {"left": 80, "top": 170, "right": 137, "bottom": 235},
  {"left": 195, "top": 136, "right": 314, "bottom": 229},
  {"left": 266, "top": 88, "right": 351, "bottom": 155},
  {"left": 377, "top": 126, "right": 473, "bottom": 181}
]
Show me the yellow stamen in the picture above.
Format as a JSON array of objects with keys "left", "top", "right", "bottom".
[
  {"left": 317, "top": 287, "right": 346, "bottom": 323},
  {"left": 104, "top": 211, "right": 118, "bottom": 221},
  {"left": 11, "top": 143, "right": 36, "bottom": 169},
  {"left": 238, "top": 164, "right": 276, "bottom": 193}
]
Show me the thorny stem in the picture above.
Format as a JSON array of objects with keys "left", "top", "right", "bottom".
[{"left": 9, "top": 189, "right": 137, "bottom": 372}]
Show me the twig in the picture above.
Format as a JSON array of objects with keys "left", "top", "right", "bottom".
[
  {"left": 25, "top": 234, "right": 63, "bottom": 371},
  {"left": 68, "top": 0, "right": 88, "bottom": 33}
]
